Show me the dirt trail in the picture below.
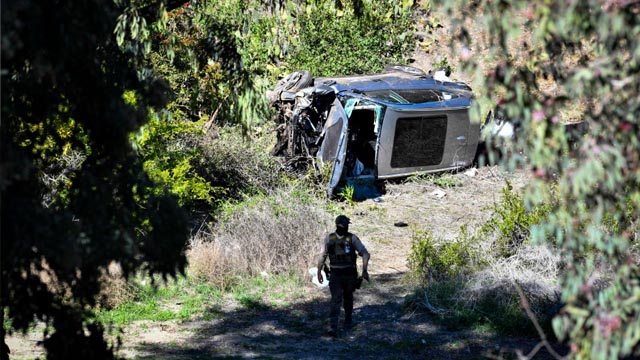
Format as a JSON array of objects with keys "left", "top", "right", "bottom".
[
  {"left": 8, "top": 167, "right": 564, "bottom": 360},
  {"left": 359, "top": 166, "right": 530, "bottom": 276}
]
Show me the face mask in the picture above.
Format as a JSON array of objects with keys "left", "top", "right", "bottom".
[{"left": 336, "top": 226, "right": 348, "bottom": 236}]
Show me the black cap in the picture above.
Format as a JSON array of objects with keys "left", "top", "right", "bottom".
[{"left": 335, "top": 215, "right": 351, "bottom": 226}]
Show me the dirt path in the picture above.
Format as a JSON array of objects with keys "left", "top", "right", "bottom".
[{"left": 8, "top": 166, "right": 565, "bottom": 360}]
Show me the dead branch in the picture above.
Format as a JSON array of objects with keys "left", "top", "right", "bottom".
[
  {"left": 515, "top": 282, "right": 567, "bottom": 360},
  {"left": 202, "top": 93, "right": 231, "bottom": 139}
]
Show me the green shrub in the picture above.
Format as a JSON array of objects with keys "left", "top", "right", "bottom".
[
  {"left": 134, "top": 112, "right": 220, "bottom": 213},
  {"left": 408, "top": 228, "right": 475, "bottom": 281},
  {"left": 135, "top": 116, "right": 286, "bottom": 218},
  {"left": 287, "top": 0, "right": 415, "bottom": 76},
  {"left": 479, "top": 181, "right": 552, "bottom": 257}
]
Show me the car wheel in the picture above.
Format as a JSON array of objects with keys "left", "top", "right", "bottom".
[
  {"left": 274, "top": 70, "right": 312, "bottom": 94},
  {"left": 269, "top": 70, "right": 313, "bottom": 105},
  {"left": 285, "top": 70, "right": 313, "bottom": 91}
]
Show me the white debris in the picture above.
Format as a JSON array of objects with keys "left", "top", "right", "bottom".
[
  {"left": 430, "top": 189, "right": 446, "bottom": 199},
  {"left": 433, "top": 70, "right": 451, "bottom": 82},
  {"left": 464, "top": 168, "right": 478, "bottom": 177},
  {"left": 308, "top": 267, "right": 329, "bottom": 288}
]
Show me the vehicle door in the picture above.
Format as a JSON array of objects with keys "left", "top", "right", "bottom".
[{"left": 317, "top": 98, "right": 349, "bottom": 195}]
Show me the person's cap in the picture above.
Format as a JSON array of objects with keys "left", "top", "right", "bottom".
[{"left": 335, "top": 215, "right": 351, "bottom": 226}]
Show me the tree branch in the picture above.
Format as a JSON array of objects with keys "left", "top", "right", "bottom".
[{"left": 515, "top": 282, "right": 567, "bottom": 360}]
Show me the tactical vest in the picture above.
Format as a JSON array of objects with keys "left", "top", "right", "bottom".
[{"left": 328, "top": 232, "right": 357, "bottom": 267}]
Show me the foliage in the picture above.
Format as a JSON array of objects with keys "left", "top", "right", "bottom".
[
  {"left": 148, "top": 0, "right": 417, "bottom": 127},
  {"left": 213, "top": 0, "right": 417, "bottom": 79},
  {"left": 479, "top": 181, "right": 552, "bottom": 258},
  {"left": 338, "top": 185, "right": 356, "bottom": 206},
  {"left": 1, "top": 1, "right": 191, "bottom": 358},
  {"left": 134, "top": 112, "right": 219, "bottom": 211},
  {"left": 408, "top": 227, "right": 476, "bottom": 281},
  {"left": 134, "top": 119, "right": 286, "bottom": 219},
  {"left": 147, "top": 1, "right": 271, "bottom": 130},
  {"left": 288, "top": 0, "right": 415, "bottom": 76},
  {"left": 444, "top": 0, "right": 640, "bottom": 358}
]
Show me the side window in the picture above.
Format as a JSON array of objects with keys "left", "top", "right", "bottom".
[{"left": 390, "top": 116, "right": 447, "bottom": 168}]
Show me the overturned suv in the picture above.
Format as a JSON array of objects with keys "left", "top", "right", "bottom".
[{"left": 267, "top": 65, "right": 480, "bottom": 195}]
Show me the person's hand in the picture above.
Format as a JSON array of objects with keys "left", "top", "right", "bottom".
[
  {"left": 317, "top": 270, "right": 324, "bottom": 284},
  {"left": 362, "top": 269, "right": 370, "bottom": 282}
]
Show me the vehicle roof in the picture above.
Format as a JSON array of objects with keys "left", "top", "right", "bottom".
[{"left": 313, "top": 70, "right": 473, "bottom": 109}]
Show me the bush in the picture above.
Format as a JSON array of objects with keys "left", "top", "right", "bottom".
[
  {"left": 202, "top": 128, "right": 285, "bottom": 199},
  {"left": 187, "top": 185, "right": 332, "bottom": 288},
  {"left": 479, "top": 180, "right": 552, "bottom": 258},
  {"left": 407, "top": 279, "right": 551, "bottom": 336},
  {"left": 136, "top": 119, "right": 286, "bottom": 220},
  {"left": 287, "top": 0, "right": 415, "bottom": 76},
  {"left": 407, "top": 222, "right": 562, "bottom": 336},
  {"left": 408, "top": 226, "right": 477, "bottom": 281}
]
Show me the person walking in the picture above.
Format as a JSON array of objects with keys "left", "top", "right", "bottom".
[{"left": 317, "top": 215, "right": 370, "bottom": 337}]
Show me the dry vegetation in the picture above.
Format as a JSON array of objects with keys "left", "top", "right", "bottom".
[
  {"left": 187, "top": 185, "right": 334, "bottom": 288},
  {"left": 461, "top": 243, "right": 562, "bottom": 323},
  {"left": 97, "top": 263, "right": 137, "bottom": 309}
]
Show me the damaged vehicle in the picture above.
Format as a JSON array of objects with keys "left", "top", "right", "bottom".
[{"left": 268, "top": 65, "right": 480, "bottom": 196}]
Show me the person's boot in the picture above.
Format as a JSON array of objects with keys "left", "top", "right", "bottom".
[
  {"left": 344, "top": 315, "right": 352, "bottom": 331},
  {"left": 327, "top": 326, "right": 337, "bottom": 337}
]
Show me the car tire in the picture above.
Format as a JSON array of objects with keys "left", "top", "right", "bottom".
[
  {"left": 271, "top": 70, "right": 313, "bottom": 104},
  {"left": 284, "top": 70, "right": 313, "bottom": 91},
  {"left": 274, "top": 70, "right": 313, "bottom": 94}
]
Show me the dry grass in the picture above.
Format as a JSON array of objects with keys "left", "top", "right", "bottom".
[
  {"left": 462, "top": 244, "right": 561, "bottom": 308},
  {"left": 187, "top": 186, "right": 333, "bottom": 288},
  {"left": 97, "top": 262, "right": 136, "bottom": 309},
  {"left": 401, "top": 168, "right": 562, "bottom": 328}
]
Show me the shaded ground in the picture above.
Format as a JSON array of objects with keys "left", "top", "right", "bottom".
[{"left": 116, "top": 274, "right": 557, "bottom": 360}]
